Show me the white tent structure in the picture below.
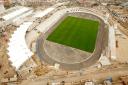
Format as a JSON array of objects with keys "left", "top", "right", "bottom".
[
  {"left": 2, "top": 7, "right": 31, "bottom": 21},
  {"left": 7, "top": 22, "right": 33, "bottom": 70}
]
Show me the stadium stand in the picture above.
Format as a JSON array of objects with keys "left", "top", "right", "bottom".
[{"left": 7, "top": 22, "right": 33, "bottom": 70}]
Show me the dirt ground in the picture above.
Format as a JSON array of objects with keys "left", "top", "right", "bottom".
[
  {"left": 0, "top": 25, "right": 16, "bottom": 79},
  {"left": 116, "top": 29, "right": 128, "bottom": 63}
]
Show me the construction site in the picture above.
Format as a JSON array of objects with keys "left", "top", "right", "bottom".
[{"left": 0, "top": 0, "right": 128, "bottom": 85}]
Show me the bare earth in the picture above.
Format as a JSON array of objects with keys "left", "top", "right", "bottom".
[{"left": 116, "top": 30, "right": 128, "bottom": 63}]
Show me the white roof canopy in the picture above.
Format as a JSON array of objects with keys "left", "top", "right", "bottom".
[
  {"left": 2, "top": 7, "right": 30, "bottom": 21},
  {"left": 7, "top": 22, "right": 33, "bottom": 70}
]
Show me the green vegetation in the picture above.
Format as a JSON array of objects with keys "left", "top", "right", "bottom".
[{"left": 47, "top": 16, "right": 99, "bottom": 53}]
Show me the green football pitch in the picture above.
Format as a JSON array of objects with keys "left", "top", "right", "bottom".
[{"left": 47, "top": 16, "right": 99, "bottom": 53}]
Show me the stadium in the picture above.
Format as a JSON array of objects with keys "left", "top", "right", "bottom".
[
  {"left": 36, "top": 8, "right": 108, "bottom": 70},
  {"left": 1, "top": 0, "right": 128, "bottom": 84}
]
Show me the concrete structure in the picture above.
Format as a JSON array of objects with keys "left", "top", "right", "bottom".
[
  {"left": 109, "top": 26, "right": 116, "bottom": 60},
  {"left": 99, "top": 54, "right": 111, "bottom": 66},
  {"left": 2, "top": 7, "right": 30, "bottom": 21},
  {"left": 0, "top": 6, "right": 32, "bottom": 28}
]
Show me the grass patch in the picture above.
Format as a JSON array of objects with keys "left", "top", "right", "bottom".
[{"left": 47, "top": 16, "right": 99, "bottom": 53}]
